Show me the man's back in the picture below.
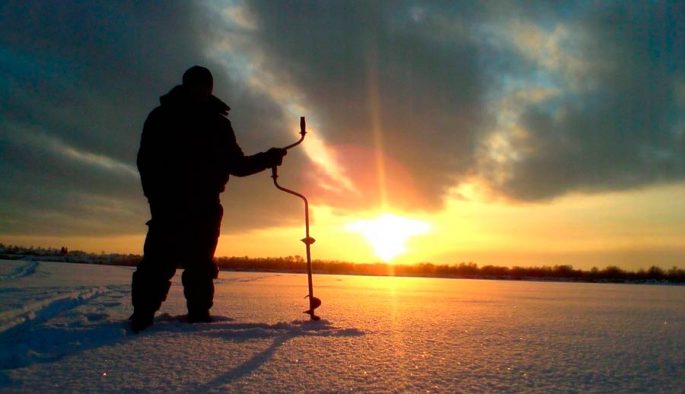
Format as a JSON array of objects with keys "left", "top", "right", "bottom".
[{"left": 137, "top": 85, "right": 240, "bottom": 205}]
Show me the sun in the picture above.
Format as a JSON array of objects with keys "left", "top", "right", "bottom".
[{"left": 345, "top": 213, "right": 431, "bottom": 262}]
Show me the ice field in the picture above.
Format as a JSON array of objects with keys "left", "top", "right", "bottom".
[{"left": 1, "top": 259, "right": 684, "bottom": 392}]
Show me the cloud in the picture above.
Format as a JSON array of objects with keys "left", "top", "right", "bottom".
[
  {"left": 0, "top": 123, "right": 145, "bottom": 235},
  {"left": 241, "top": 0, "right": 685, "bottom": 205},
  {"left": 240, "top": 0, "right": 487, "bottom": 210},
  {"left": 1, "top": 0, "right": 684, "bottom": 241},
  {"left": 474, "top": 1, "right": 685, "bottom": 200},
  {"left": 0, "top": 0, "right": 298, "bottom": 237}
]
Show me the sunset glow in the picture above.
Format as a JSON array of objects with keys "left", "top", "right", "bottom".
[{"left": 345, "top": 214, "right": 431, "bottom": 262}]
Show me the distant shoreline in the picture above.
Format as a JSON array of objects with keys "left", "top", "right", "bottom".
[
  {"left": 1, "top": 249, "right": 683, "bottom": 285},
  {"left": 221, "top": 266, "right": 685, "bottom": 286}
]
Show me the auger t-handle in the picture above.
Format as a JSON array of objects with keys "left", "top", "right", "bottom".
[
  {"left": 270, "top": 117, "right": 322, "bottom": 321},
  {"left": 284, "top": 116, "right": 306, "bottom": 149}
]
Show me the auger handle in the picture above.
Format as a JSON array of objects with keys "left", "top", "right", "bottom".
[
  {"left": 270, "top": 117, "right": 305, "bottom": 180},
  {"left": 282, "top": 116, "right": 306, "bottom": 150}
]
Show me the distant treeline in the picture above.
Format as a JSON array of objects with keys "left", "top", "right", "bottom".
[
  {"left": 1, "top": 243, "right": 683, "bottom": 284},
  {"left": 0, "top": 244, "right": 142, "bottom": 266},
  {"left": 216, "top": 256, "right": 685, "bottom": 283}
]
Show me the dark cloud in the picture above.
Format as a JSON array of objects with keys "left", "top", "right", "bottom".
[
  {"left": 496, "top": 1, "right": 685, "bottom": 200},
  {"left": 245, "top": 0, "right": 487, "bottom": 209},
  {"left": 244, "top": 0, "right": 685, "bottom": 205},
  {"left": 0, "top": 0, "right": 296, "bottom": 237},
  {"left": 1, "top": 0, "right": 684, "bottom": 241}
]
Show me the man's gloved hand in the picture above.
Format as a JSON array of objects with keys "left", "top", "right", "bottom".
[{"left": 265, "top": 147, "right": 287, "bottom": 167}]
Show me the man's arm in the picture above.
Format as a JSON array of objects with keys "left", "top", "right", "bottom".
[
  {"left": 227, "top": 147, "right": 286, "bottom": 177},
  {"left": 224, "top": 120, "right": 286, "bottom": 177}
]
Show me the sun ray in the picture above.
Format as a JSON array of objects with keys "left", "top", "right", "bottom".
[{"left": 366, "top": 42, "right": 389, "bottom": 208}]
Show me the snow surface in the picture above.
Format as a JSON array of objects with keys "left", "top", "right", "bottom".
[{"left": 1, "top": 259, "right": 684, "bottom": 392}]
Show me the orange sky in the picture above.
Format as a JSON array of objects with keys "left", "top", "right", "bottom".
[
  {"left": 5, "top": 182, "right": 683, "bottom": 271},
  {"left": 217, "top": 182, "right": 685, "bottom": 270}
]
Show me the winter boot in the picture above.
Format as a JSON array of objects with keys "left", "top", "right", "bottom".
[
  {"left": 187, "top": 309, "right": 212, "bottom": 323},
  {"left": 129, "top": 310, "right": 155, "bottom": 333}
]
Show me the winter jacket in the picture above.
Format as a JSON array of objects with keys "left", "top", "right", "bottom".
[{"left": 137, "top": 85, "right": 271, "bottom": 205}]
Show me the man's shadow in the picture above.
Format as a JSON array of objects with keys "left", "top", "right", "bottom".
[
  {"left": 153, "top": 316, "right": 365, "bottom": 390},
  {"left": 0, "top": 310, "right": 364, "bottom": 390}
]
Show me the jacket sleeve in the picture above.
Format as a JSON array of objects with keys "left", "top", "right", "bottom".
[
  {"left": 224, "top": 120, "right": 272, "bottom": 177},
  {"left": 137, "top": 109, "right": 162, "bottom": 200}
]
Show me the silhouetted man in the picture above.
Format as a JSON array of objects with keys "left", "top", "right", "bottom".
[{"left": 131, "top": 66, "right": 286, "bottom": 332}]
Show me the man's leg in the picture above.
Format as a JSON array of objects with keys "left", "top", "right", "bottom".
[
  {"left": 131, "top": 220, "right": 177, "bottom": 331},
  {"left": 182, "top": 204, "right": 222, "bottom": 322},
  {"left": 182, "top": 261, "right": 218, "bottom": 322}
]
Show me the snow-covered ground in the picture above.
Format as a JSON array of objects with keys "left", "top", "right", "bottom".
[{"left": 1, "top": 259, "right": 684, "bottom": 392}]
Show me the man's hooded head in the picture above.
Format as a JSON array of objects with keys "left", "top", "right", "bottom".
[{"left": 182, "top": 65, "right": 214, "bottom": 100}]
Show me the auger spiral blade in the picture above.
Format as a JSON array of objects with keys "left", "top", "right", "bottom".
[{"left": 304, "top": 295, "right": 322, "bottom": 321}]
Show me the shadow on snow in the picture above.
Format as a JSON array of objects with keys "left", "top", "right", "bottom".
[
  {"left": 152, "top": 316, "right": 365, "bottom": 390},
  {"left": 0, "top": 308, "right": 364, "bottom": 389}
]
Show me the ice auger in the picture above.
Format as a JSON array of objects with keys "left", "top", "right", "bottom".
[{"left": 271, "top": 117, "right": 322, "bottom": 320}]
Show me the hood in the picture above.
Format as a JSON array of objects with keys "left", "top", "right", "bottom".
[{"left": 159, "top": 85, "right": 231, "bottom": 115}]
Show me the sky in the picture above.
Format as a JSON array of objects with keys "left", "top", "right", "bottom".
[{"left": 1, "top": 1, "right": 684, "bottom": 270}]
